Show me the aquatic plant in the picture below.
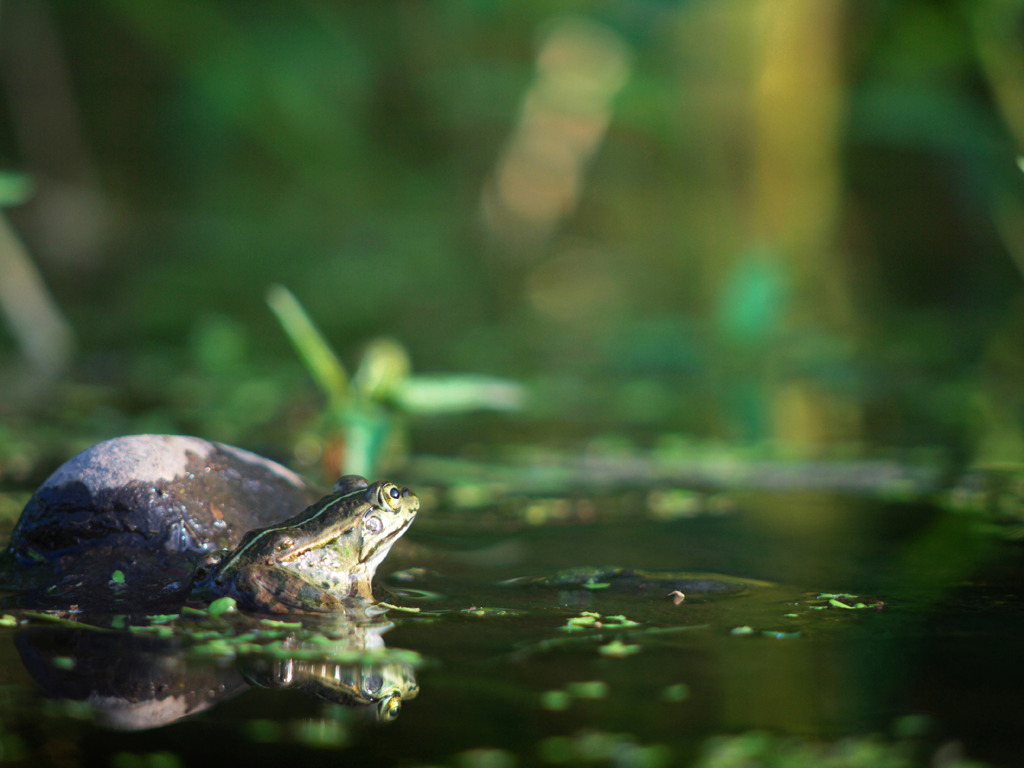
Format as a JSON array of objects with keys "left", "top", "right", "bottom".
[{"left": 267, "top": 284, "right": 524, "bottom": 476}]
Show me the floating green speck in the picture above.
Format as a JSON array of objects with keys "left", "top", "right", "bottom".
[
  {"left": 540, "top": 690, "right": 572, "bottom": 711},
  {"left": 110, "top": 570, "right": 126, "bottom": 584},
  {"left": 128, "top": 624, "right": 175, "bottom": 639},
  {"left": 566, "top": 681, "right": 609, "bottom": 699},
  {"left": 539, "top": 736, "right": 573, "bottom": 762},
  {"left": 624, "top": 744, "right": 673, "bottom": 768},
  {"left": 291, "top": 718, "right": 349, "bottom": 749},
  {"left": 454, "top": 747, "right": 516, "bottom": 768},
  {"left": 192, "top": 639, "right": 236, "bottom": 658},
  {"left": 730, "top": 626, "right": 755, "bottom": 636},
  {"left": 52, "top": 656, "right": 75, "bottom": 670},
  {"left": 0, "top": 615, "right": 17, "bottom": 627},
  {"left": 245, "top": 719, "right": 284, "bottom": 743},
  {"left": 208, "top": 596, "right": 238, "bottom": 616},
  {"left": 599, "top": 639, "right": 641, "bottom": 658},
  {"left": 662, "top": 683, "right": 689, "bottom": 702},
  {"left": 460, "top": 606, "right": 519, "bottom": 618}
]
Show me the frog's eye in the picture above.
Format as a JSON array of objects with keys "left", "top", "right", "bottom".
[
  {"left": 379, "top": 483, "right": 402, "bottom": 509},
  {"left": 364, "top": 515, "right": 383, "bottom": 535},
  {"left": 377, "top": 694, "right": 402, "bottom": 721}
]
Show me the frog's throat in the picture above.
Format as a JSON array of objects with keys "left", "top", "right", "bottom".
[{"left": 362, "top": 514, "right": 415, "bottom": 572}]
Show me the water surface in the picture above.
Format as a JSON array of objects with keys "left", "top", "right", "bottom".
[{"left": 0, "top": 484, "right": 1016, "bottom": 767}]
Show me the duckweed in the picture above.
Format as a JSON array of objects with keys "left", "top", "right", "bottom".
[
  {"left": 598, "top": 639, "right": 641, "bottom": 657},
  {"left": 662, "top": 683, "right": 690, "bottom": 702},
  {"left": 111, "top": 751, "right": 184, "bottom": 768},
  {"left": 560, "top": 611, "right": 641, "bottom": 632},
  {"left": 565, "top": 681, "right": 609, "bottom": 699},
  {"left": 206, "top": 596, "right": 237, "bottom": 616},
  {"left": 455, "top": 747, "right": 516, "bottom": 768},
  {"left": 540, "top": 690, "right": 572, "bottom": 711},
  {"left": 243, "top": 719, "right": 284, "bottom": 744},
  {"left": 538, "top": 731, "right": 671, "bottom": 768},
  {"left": 291, "top": 718, "right": 349, "bottom": 749},
  {"left": 460, "top": 606, "right": 519, "bottom": 617}
]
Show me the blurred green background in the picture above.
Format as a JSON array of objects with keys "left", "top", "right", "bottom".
[{"left": 2, "top": 0, "right": 1024, "bottom": 476}]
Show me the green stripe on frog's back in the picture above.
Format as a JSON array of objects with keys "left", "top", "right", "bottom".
[{"left": 215, "top": 486, "right": 368, "bottom": 576}]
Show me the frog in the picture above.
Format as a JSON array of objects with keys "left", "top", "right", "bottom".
[
  {"left": 2, "top": 435, "right": 419, "bottom": 613},
  {"left": 192, "top": 475, "right": 419, "bottom": 612}
]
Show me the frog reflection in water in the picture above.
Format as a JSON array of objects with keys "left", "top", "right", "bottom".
[{"left": 193, "top": 475, "right": 419, "bottom": 613}]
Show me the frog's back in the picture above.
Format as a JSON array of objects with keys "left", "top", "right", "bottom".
[{"left": 6, "top": 435, "right": 319, "bottom": 605}]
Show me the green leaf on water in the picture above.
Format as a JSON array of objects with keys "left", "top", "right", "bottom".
[
  {"left": 662, "top": 683, "right": 690, "bottom": 702},
  {"left": 540, "top": 690, "right": 572, "bottom": 711},
  {"left": 145, "top": 614, "right": 179, "bottom": 624},
  {"left": 598, "top": 639, "right": 641, "bottom": 657},
  {"left": 566, "top": 681, "right": 609, "bottom": 699},
  {"left": 208, "top": 596, "right": 238, "bottom": 616}
]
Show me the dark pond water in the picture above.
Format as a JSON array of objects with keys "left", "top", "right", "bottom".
[{"left": 0, "top": 482, "right": 1019, "bottom": 768}]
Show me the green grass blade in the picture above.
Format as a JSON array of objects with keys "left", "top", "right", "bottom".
[{"left": 266, "top": 284, "right": 349, "bottom": 405}]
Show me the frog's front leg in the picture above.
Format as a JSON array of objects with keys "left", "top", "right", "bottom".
[{"left": 352, "top": 577, "right": 375, "bottom": 601}]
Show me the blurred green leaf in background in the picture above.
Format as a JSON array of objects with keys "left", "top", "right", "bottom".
[{"left": 0, "top": 0, "right": 1022, "bottom": 468}]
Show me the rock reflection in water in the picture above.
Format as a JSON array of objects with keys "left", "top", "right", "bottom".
[{"left": 13, "top": 603, "right": 419, "bottom": 730}]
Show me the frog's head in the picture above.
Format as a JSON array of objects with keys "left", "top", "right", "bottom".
[
  {"left": 345, "top": 478, "right": 420, "bottom": 573},
  {"left": 200, "top": 475, "right": 419, "bottom": 611}
]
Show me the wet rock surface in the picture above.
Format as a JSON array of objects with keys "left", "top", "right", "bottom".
[{"left": 5, "top": 435, "right": 319, "bottom": 606}]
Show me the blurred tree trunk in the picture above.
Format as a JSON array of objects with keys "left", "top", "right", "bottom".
[{"left": 750, "top": 0, "right": 861, "bottom": 448}]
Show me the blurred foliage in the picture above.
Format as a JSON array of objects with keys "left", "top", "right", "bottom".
[
  {"left": 267, "top": 283, "right": 523, "bottom": 476},
  {"left": 691, "top": 728, "right": 990, "bottom": 768},
  {"left": 1, "top": 0, "right": 1024, "bottom": 469},
  {"left": 1, "top": 9, "right": 1022, "bottom": 766}
]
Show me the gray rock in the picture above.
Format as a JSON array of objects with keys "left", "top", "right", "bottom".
[{"left": 6, "top": 434, "right": 320, "bottom": 606}]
